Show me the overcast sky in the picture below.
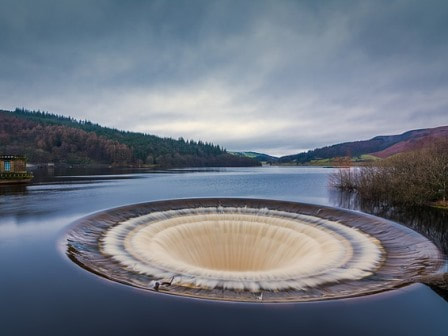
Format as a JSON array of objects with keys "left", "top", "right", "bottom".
[{"left": 1, "top": 0, "right": 447, "bottom": 156}]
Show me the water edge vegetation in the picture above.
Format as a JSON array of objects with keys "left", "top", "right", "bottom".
[{"left": 330, "top": 139, "right": 448, "bottom": 208}]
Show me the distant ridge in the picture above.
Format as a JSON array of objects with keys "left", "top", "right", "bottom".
[
  {"left": 0, "top": 108, "right": 260, "bottom": 168},
  {"left": 371, "top": 126, "right": 448, "bottom": 158},
  {"left": 279, "top": 125, "right": 448, "bottom": 164},
  {"left": 229, "top": 151, "right": 278, "bottom": 163}
]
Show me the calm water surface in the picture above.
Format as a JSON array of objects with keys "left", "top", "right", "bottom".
[{"left": 0, "top": 167, "right": 447, "bottom": 336}]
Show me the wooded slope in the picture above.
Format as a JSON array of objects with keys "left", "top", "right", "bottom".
[{"left": 0, "top": 109, "right": 259, "bottom": 167}]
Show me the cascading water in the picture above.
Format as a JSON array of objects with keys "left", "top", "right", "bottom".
[{"left": 66, "top": 198, "right": 443, "bottom": 302}]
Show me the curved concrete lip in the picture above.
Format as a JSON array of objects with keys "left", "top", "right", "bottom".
[{"left": 65, "top": 198, "right": 444, "bottom": 303}]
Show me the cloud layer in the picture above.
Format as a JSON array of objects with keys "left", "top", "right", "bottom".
[{"left": 1, "top": 0, "right": 447, "bottom": 156}]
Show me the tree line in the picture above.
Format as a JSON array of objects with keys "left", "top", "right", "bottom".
[
  {"left": 277, "top": 130, "right": 426, "bottom": 164},
  {"left": 0, "top": 109, "right": 259, "bottom": 167}
]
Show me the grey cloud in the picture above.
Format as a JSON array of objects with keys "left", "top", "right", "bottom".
[{"left": 0, "top": 0, "right": 447, "bottom": 156}]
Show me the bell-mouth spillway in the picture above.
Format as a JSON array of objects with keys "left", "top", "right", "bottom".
[{"left": 65, "top": 198, "right": 443, "bottom": 302}]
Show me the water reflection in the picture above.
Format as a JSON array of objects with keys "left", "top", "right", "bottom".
[
  {"left": 0, "top": 184, "right": 28, "bottom": 196},
  {"left": 0, "top": 167, "right": 447, "bottom": 335},
  {"left": 329, "top": 189, "right": 448, "bottom": 256},
  {"left": 29, "top": 166, "right": 148, "bottom": 183}
]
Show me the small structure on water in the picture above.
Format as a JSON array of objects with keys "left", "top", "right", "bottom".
[{"left": 0, "top": 155, "right": 33, "bottom": 184}]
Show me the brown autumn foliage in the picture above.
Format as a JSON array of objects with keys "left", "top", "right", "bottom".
[
  {"left": 330, "top": 138, "right": 448, "bottom": 206},
  {"left": 0, "top": 113, "right": 132, "bottom": 164},
  {"left": 0, "top": 110, "right": 261, "bottom": 167}
]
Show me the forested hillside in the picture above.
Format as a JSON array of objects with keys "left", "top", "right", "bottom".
[
  {"left": 279, "top": 126, "right": 448, "bottom": 164},
  {"left": 0, "top": 109, "right": 259, "bottom": 167}
]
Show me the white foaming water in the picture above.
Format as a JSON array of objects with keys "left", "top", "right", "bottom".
[{"left": 102, "top": 207, "right": 383, "bottom": 292}]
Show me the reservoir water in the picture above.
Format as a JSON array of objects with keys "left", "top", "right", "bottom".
[{"left": 0, "top": 167, "right": 447, "bottom": 335}]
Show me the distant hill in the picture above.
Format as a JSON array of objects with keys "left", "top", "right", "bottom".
[
  {"left": 371, "top": 126, "right": 448, "bottom": 158},
  {"left": 229, "top": 151, "right": 278, "bottom": 163},
  {"left": 279, "top": 126, "right": 448, "bottom": 164},
  {"left": 0, "top": 108, "right": 260, "bottom": 167}
]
